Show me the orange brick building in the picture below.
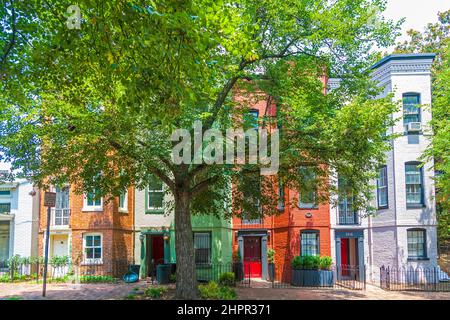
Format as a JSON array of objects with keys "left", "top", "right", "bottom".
[
  {"left": 232, "top": 77, "right": 331, "bottom": 280},
  {"left": 38, "top": 185, "right": 135, "bottom": 275}
]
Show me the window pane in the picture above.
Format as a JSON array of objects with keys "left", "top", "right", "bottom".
[
  {"left": 149, "top": 192, "right": 163, "bottom": 208},
  {"left": 403, "top": 94, "right": 420, "bottom": 125},
  {"left": 85, "top": 236, "right": 93, "bottom": 247},
  {"left": 119, "top": 193, "right": 126, "bottom": 208},
  {"left": 299, "top": 167, "right": 317, "bottom": 207},
  {"left": 94, "top": 248, "right": 102, "bottom": 259},
  {"left": 377, "top": 167, "right": 388, "bottom": 207},
  {"left": 301, "top": 232, "right": 319, "bottom": 256},
  {"left": 86, "top": 248, "right": 94, "bottom": 259},
  {"left": 194, "top": 233, "right": 211, "bottom": 264},
  {"left": 407, "top": 230, "right": 425, "bottom": 258},
  {"left": 405, "top": 164, "right": 423, "bottom": 205},
  {"left": 93, "top": 236, "right": 101, "bottom": 247}
]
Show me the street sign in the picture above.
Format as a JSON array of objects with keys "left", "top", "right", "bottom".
[{"left": 44, "top": 192, "right": 56, "bottom": 207}]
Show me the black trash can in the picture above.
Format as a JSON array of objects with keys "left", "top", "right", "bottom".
[{"left": 156, "top": 264, "right": 171, "bottom": 284}]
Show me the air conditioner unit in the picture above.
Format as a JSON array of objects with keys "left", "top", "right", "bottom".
[{"left": 407, "top": 122, "right": 422, "bottom": 132}]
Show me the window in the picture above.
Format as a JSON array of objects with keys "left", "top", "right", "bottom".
[
  {"left": 278, "top": 177, "right": 285, "bottom": 210},
  {"left": 147, "top": 177, "right": 164, "bottom": 211},
  {"left": 403, "top": 93, "right": 421, "bottom": 125},
  {"left": 377, "top": 166, "right": 388, "bottom": 208},
  {"left": 0, "top": 190, "right": 11, "bottom": 197},
  {"left": 83, "top": 234, "right": 102, "bottom": 263},
  {"left": 299, "top": 167, "right": 318, "bottom": 209},
  {"left": 301, "top": 230, "right": 319, "bottom": 256},
  {"left": 83, "top": 188, "right": 102, "bottom": 211},
  {"left": 247, "top": 109, "right": 259, "bottom": 130},
  {"left": 407, "top": 229, "right": 427, "bottom": 259},
  {"left": 194, "top": 232, "right": 211, "bottom": 264},
  {"left": 338, "top": 176, "right": 358, "bottom": 225},
  {"left": 405, "top": 162, "right": 424, "bottom": 207},
  {"left": 119, "top": 191, "right": 128, "bottom": 212}
]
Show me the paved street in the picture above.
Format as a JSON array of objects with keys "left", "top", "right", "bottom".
[{"left": 1, "top": 282, "right": 449, "bottom": 300}]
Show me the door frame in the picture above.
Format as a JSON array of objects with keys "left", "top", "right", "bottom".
[
  {"left": 335, "top": 230, "right": 365, "bottom": 281},
  {"left": 139, "top": 230, "right": 170, "bottom": 279},
  {"left": 237, "top": 230, "right": 268, "bottom": 280}
]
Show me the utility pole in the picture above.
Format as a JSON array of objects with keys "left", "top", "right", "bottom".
[{"left": 42, "top": 191, "right": 56, "bottom": 297}]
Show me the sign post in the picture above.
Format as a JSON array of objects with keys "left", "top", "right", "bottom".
[{"left": 43, "top": 191, "right": 56, "bottom": 297}]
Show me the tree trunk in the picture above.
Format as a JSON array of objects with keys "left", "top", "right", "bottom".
[{"left": 174, "top": 188, "right": 198, "bottom": 299}]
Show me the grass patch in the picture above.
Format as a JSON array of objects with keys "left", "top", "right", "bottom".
[
  {"left": 199, "top": 281, "right": 237, "bottom": 300},
  {"left": 144, "top": 286, "right": 168, "bottom": 299}
]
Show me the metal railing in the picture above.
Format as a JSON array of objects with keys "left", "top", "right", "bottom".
[
  {"left": 0, "top": 203, "right": 11, "bottom": 214},
  {"left": 380, "top": 265, "right": 450, "bottom": 292}
]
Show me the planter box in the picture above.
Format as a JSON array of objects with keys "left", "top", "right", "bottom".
[{"left": 291, "top": 269, "right": 334, "bottom": 287}]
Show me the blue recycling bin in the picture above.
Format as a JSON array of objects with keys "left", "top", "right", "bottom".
[{"left": 156, "top": 264, "right": 171, "bottom": 284}]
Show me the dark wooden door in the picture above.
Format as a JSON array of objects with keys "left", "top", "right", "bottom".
[{"left": 243, "top": 236, "right": 262, "bottom": 278}]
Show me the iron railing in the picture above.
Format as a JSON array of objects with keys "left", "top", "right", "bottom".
[
  {"left": 380, "top": 265, "right": 450, "bottom": 292},
  {"left": 272, "top": 264, "right": 366, "bottom": 290}
]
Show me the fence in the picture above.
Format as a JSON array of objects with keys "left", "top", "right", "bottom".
[
  {"left": 272, "top": 264, "right": 366, "bottom": 290},
  {"left": 0, "top": 258, "right": 133, "bottom": 283},
  {"left": 146, "top": 262, "right": 251, "bottom": 287},
  {"left": 380, "top": 265, "right": 450, "bottom": 292}
]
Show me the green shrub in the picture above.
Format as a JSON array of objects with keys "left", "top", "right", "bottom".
[
  {"left": 50, "top": 255, "right": 70, "bottom": 267},
  {"left": 125, "top": 294, "right": 137, "bottom": 300},
  {"left": 319, "top": 256, "right": 333, "bottom": 270},
  {"left": 199, "top": 281, "right": 237, "bottom": 300},
  {"left": 169, "top": 273, "right": 176, "bottom": 283},
  {"left": 80, "top": 275, "right": 115, "bottom": 283},
  {"left": 218, "top": 272, "right": 235, "bottom": 287},
  {"left": 291, "top": 255, "right": 320, "bottom": 269},
  {"left": 144, "top": 286, "right": 167, "bottom": 298},
  {"left": 267, "top": 248, "right": 275, "bottom": 264}
]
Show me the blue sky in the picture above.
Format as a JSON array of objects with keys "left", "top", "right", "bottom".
[{"left": 384, "top": 0, "right": 449, "bottom": 50}]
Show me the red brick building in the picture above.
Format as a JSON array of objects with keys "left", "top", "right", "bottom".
[
  {"left": 232, "top": 77, "right": 331, "bottom": 280},
  {"left": 38, "top": 185, "right": 135, "bottom": 275}
]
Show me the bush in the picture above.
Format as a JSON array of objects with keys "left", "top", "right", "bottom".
[
  {"left": 80, "top": 275, "right": 115, "bottom": 283},
  {"left": 169, "top": 273, "right": 176, "bottom": 283},
  {"left": 199, "top": 281, "right": 237, "bottom": 300},
  {"left": 267, "top": 248, "right": 275, "bottom": 264},
  {"left": 144, "top": 286, "right": 167, "bottom": 299},
  {"left": 218, "top": 272, "right": 235, "bottom": 287},
  {"left": 319, "top": 256, "right": 333, "bottom": 270},
  {"left": 50, "top": 255, "right": 70, "bottom": 267},
  {"left": 291, "top": 255, "right": 320, "bottom": 270}
]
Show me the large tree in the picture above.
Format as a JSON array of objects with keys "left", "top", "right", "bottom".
[
  {"left": 0, "top": 0, "right": 400, "bottom": 298},
  {"left": 395, "top": 10, "right": 450, "bottom": 244}
]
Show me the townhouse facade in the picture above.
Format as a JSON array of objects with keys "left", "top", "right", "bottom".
[
  {"left": 329, "top": 53, "right": 439, "bottom": 283},
  {"left": 0, "top": 169, "right": 40, "bottom": 261},
  {"left": 134, "top": 179, "right": 232, "bottom": 280},
  {"left": 232, "top": 83, "right": 331, "bottom": 281},
  {"left": 37, "top": 185, "right": 135, "bottom": 274}
]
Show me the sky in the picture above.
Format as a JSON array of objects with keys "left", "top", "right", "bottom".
[{"left": 384, "top": 0, "right": 450, "bottom": 51}]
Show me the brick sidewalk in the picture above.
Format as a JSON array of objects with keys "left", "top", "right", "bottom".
[{"left": 1, "top": 282, "right": 449, "bottom": 300}]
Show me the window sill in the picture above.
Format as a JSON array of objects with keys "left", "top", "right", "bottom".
[
  {"left": 118, "top": 208, "right": 128, "bottom": 213},
  {"left": 82, "top": 207, "right": 104, "bottom": 212},
  {"left": 377, "top": 206, "right": 389, "bottom": 210},
  {"left": 407, "top": 257, "right": 429, "bottom": 261},
  {"left": 145, "top": 209, "right": 164, "bottom": 214},
  {"left": 406, "top": 204, "right": 426, "bottom": 209},
  {"left": 81, "top": 260, "right": 103, "bottom": 266}
]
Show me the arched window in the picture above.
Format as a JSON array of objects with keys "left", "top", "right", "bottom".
[
  {"left": 407, "top": 228, "right": 427, "bottom": 259},
  {"left": 405, "top": 161, "right": 424, "bottom": 208},
  {"left": 300, "top": 230, "right": 320, "bottom": 256}
]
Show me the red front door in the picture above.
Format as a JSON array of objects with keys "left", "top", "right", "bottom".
[
  {"left": 152, "top": 236, "right": 165, "bottom": 266},
  {"left": 340, "top": 238, "right": 349, "bottom": 276},
  {"left": 243, "top": 236, "right": 262, "bottom": 278}
]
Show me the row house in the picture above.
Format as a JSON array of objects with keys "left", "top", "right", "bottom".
[
  {"left": 329, "top": 53, "right": 439, "bottom": 282},
  {"left": 0, "top": 168, "right": 39, "bottom": 261},
  {"left": 37, "top": 185, "right": 135, "bottom": 274},
  {"left": 134, "top": 179, "right": 232, "bottom": 279}
]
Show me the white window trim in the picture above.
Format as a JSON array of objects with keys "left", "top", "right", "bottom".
[
  {"left": 118, "top": 191, "right": 128, "bottom": 213},
  {"left": 82, "top": 233, "right": 103, "bottom": 264},
  {"left": 82, "top": 191, "right": 103, "bottom": 212},
  {"left": 147, "top": 185, "right": 164, "bottom": 211}
]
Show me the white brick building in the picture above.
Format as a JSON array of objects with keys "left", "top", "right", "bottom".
[{"left": 330, "top": 53, "right": 439, "bottom": 283}]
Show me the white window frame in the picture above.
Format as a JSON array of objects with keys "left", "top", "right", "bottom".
[
  {"left": 82, "top": 233, "right": 103, "bottom": 264},
  {"left": 119, "top": 190, "right": 128, "bottom": 213},
  {"left": 147, "top": 181, "right": 164, "bottom": 211},
  {"left": 82, "top": 189, "right": 103, "bottom": 212}
]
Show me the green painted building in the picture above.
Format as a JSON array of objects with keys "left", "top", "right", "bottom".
[{"left": 134, "top": 184, "right": 232, "bottom": 279}]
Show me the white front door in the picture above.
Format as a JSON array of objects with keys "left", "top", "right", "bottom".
[{"left": 51, "top": 234, "right": 68, "bottom": 257}]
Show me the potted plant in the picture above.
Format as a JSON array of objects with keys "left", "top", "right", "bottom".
[
  {"left": 291, "top": 255, "right": 321, "bottom": 286},
  {"left": 319, "top": 256, "right": 334, "bottom": 286},
  {"left": 232, "top": 251, "right": 244, "bottom": 281},
  {"left": 267, "top": 248, "right": 275, "bottom": 281}
]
